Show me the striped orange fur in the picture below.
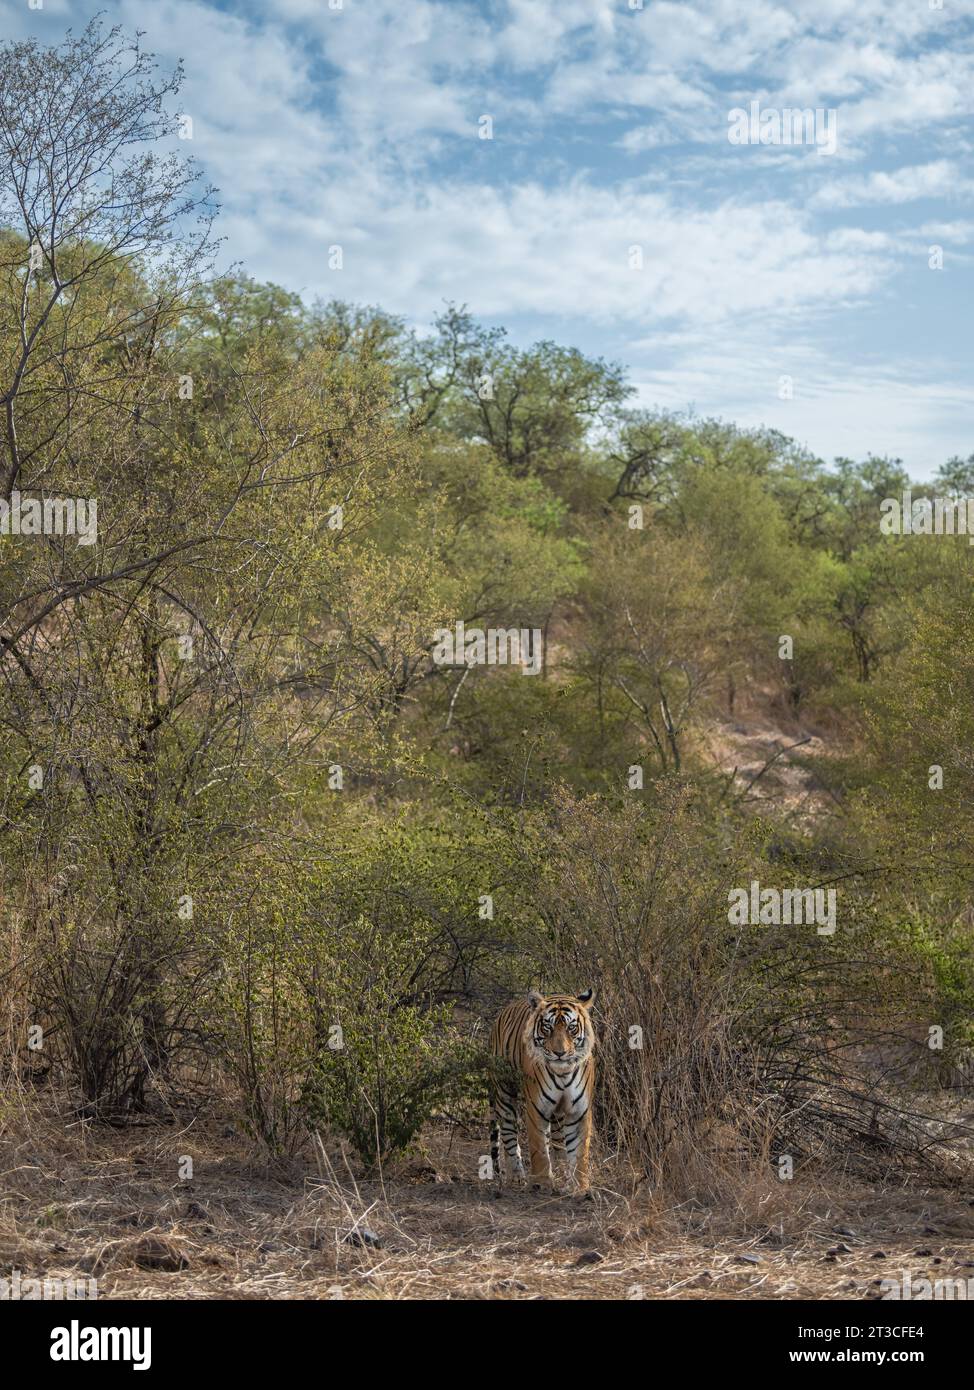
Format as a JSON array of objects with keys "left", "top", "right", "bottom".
[{"left": 489, "top": 988, "right": 596, "bottom": 1194}]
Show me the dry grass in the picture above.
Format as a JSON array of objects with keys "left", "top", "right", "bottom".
[{"left": 3, "top": 1094, "right": 973, "bottom": 1301}]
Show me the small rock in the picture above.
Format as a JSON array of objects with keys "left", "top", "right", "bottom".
[
  {"left": 343, "top": 1226, "right": 382, "bottom": 1249},
  {"left": 574, "top": 1250, "right": 604, "bottom": 1266}
]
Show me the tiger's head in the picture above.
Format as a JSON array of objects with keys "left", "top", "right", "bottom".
[{"left": 527, "top": 988, "right": 596, "bottom": 1071}]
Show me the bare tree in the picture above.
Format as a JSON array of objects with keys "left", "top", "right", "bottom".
[{"left": 0, "top": 17, "right": 217, "bottom": 497}]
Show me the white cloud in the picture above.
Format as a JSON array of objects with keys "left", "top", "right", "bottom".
[
  {"left": 2, "top": 0, "right": 970, "bottom": 473},
  {"left": 917, "top": 221, "right": 974, "bottom": 244},
  {"left": 618, "top": 125, "right": 688, "bottom": 153},
  {"left": 215, "top": 173, "right": 896, "bottom": 330},
  {"left": 627, "top": 331, "right": 974, "bottom": 474},
  {"left": 812, "top": 160, "right": 972, "bottom": 208}
]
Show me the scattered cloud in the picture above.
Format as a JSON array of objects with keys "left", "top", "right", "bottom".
[{"left": 2, "top": 0, "right": 971, "bottom": 472}]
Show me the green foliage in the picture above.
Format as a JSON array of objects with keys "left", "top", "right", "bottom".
[
  {"left": 300, "top": 924, "right": 480, "bottom": 1169},
  {"left": 2, "top": 19, "right": 972, "bottom": 1179}
]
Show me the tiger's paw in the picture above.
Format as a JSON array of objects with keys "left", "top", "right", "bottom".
[{"left": 565, "top": 1179, "right": 593, "bottom": 1201}]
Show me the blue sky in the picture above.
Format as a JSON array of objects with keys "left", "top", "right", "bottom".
[{"left": 5, "top": 0, "right": 974, "bottom": 476}]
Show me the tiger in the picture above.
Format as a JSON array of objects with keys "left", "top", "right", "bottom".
[{"left": 488, "top": 987, "right": 596, "bottom": 1196}]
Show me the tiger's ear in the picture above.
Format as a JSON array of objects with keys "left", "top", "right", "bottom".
[
  {"left": 577, "top": 987, "right": 595, "bottom": 1006},
  {"left": 527, "top": 988, "right": 545, "bottom": 1009}
]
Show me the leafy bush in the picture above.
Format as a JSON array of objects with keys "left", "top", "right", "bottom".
[
  {"left": 213, "top": 853, "right": 483, "bottom": 1164},
  {"left": 300, "top": 926, "right": 479, "bottom": 1169}
]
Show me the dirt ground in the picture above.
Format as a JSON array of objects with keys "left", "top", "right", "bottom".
[{"left": 3, "top": 1104, "right": 973, "bottom": 1301}]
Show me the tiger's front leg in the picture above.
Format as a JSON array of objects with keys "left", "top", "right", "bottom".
[
  {"left": 564, "top": 1101, "right": 593, "bottom": 1196},
  {"left": 491, "top": 1081, "right": 526, "bottom": 1185},
  {"left": 549, "top": 1111, "right": 567, "bottom": 1189},
  {"left": 526, "top": 1107, "right": 555, "bottom": 1191}
]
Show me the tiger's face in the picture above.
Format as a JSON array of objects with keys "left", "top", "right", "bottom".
[{"left": 528, "top": 989, "right": 595, "bottom": 1071}]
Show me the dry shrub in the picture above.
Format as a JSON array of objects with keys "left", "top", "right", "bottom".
[
  {"left": 507, "top": 785, "right": 754, "bottom": 1190},
  {"left": 502, "top": 785, "right": 973, "bottom": 1195}
]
